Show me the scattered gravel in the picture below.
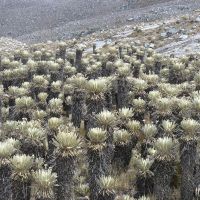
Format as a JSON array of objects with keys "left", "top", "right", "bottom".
[
  {"left": 1, "top": 0, "right": 200, "bottom": 56},
  {"left": 157, "top": 33, "right": 200, "bottom": 57}
]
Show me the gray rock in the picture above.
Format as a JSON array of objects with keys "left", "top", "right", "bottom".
[
  {"left": 149, "top": 43, "right": 155, "bottom": 48},
  {"left": 127, "top": 17, "right": 134, "bottom": 22},
  {"left": 161, "top": 27, "right": 179, "bottom": 38},
  {"left": 160, "top": 32, "right": 167, "bottom": 37},
  {"left": 179, "top": 34, "right": 188, "bottom": 40},
  {"left": 195, "top": 16, "right": 200, "bottom": 22},
  {"left": 167, "top": 27, "right": 179, "bottom": 36}
]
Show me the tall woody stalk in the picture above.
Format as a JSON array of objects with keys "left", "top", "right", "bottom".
[{"left": 53, "top": 125, "right": 82, "bottom": 200}]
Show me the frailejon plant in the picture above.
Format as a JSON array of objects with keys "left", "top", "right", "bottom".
[
  {"left": 96, "top": 109, "right": 116, "bottom": 172},
  {"left": 69, "top": 74, "right": 87, "bottom": 128},
  {"left": 47, "top": 117, "right": 63, "bottom": 164},
  {"left": 141, "top": 124, "right": 157, "bottom": 158},
  {"left": 84, "top": 77, "right": 111, "bottom": 131},
  {"left": 75, "top": 183, "right": 90, "bottom": 199},
  {"left": 114, "top": 60, "right": 130, "bottom": 109},
  {"left": 0, "top": 139, "right": 19, "bottom": 200},
  {"left": 1, "top": 38, "right": 200, "bottom": 200},
  {"left": 18, "top": 120, "right": 46, "bottom": 158},
  {"left": 126, "top": 119, "right": 141, "bottom": 153},
  {"left": 112, "top": 128, "right": 132, "bottom": 170},
  {"left": 10, "top": 154, "right": 34, "bottom": 200},
  {"left": 97, "top": 176, "right": 116, "bottom": 200},
  {"left": 20, "top": 50, "right": 29, "bottom": 65},
  {"left": 75, "top": 46, "right": 84, "bottom": 73},
  {"left": 130, "top": 152, "right": 154, "bottom": 197},
  {"left": 53, "top": 126, "right": 82, "bottom": 200},
  {"left": 87, "top": 127, "right": 108, "bottom": 200},
  {"left": 153, "top": 137, "right": 178, "bottom": 200},
  {"left": 57, "top": 42, "right": 67, "bottom": 61},
  {"left": 32, "top": 168, "right": 57, "bottom": 200},
  {"left": 180, "top": 119, "right": 199, "bottom": 200},
  {"left": 132, "top": 98, "right": 146, "bottom": 123}
]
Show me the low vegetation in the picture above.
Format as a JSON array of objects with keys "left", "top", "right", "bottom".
[{"left": 0, "top": 39, "right": 200, "bottom": 200}]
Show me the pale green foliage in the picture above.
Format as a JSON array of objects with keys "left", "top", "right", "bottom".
[
  {"left": 47, "top": 61, "right": 60, "bottom": 72},
  {"left": 38, "top": 92, "right": 48, "bottom": 102},
  {"left": 15, "top": 96, "right": 35, "bottom": 111},
  {"left": 162, "top": 120, "right": 176, "bottom": 135},
  {"left": 142, "top": 124, "right": 157, "bottom": 140},
  {"left": 88, "top": 128, "right": 107, "bottom": 144},
  {"left": 27, "top": 59, "right": 37, "bottom": 71},
  {"left": 155, "top": 98, "right": 172, "bottom": 116},
  {"left": 181, "top": 119, "right": 199, "bottom": 140},
  {"left": 131, "top": 156, "right": 153, "bottom": 177},
  {"left": 11, "top": 154, "right": 34, "bottom": 180},
  {"left": 177, "top": 98, "right": 192, "bottom": 117},
  {"left": 117, "top": 63, "right": 131, "bottom": 77},
  {"left": 0, "top": 85, "right": 4, "bottom": 96},
  {"left": 8, "top": 86, "right": 28, "bottom": 97},
  {"left": 75, "top": 184, "right": 90, "bottom": 197},
  {"left": 68, "top": 73, "right": 87, "bottom": 89},
  {"left": 142, "top": 74, "right": 159, "bottom": 87},
  {"left": 118, "top": 107, "right": 134, "bottom": 121},
  {"left": 138, "top": 196, "right": 151, "bottom": 200},
  {"left": 51, "top": 81, "right": 62, "bottom": 93},
  {"left": 18, "top": 120, "right": 45, "bottom": 143},
  {"left": 1, "top": 107, "right": 9, "bottom": 121},
  {"left": 53, "top": 129, "right": 81, "bottom": 157},
  {"left": 48, "top": 117, "right": 63, "bottom": 131},
  {"left": 114, "top": 129, "right": 131, "bottom": 145},
  {"left": 154, "top": 137, "right": 177, "bottom": 160},
  {"left": 132, "top": 98, "right": 146, "bottom": 113},
  {"left": 144, "top": 56, "right": 154, "bottom": 66},
  {"left": 32, "top": 109, "right": 47, "bottom": 120},
  {"left": 96, "top": 109, "right": 117, "bottom": 127},
  {"left": 49, "top": 98, "right": 63, "bottom": 114},
  {"left": 32, "top": 75, "right": 49, "bottom": 88},
  {"left": 0, "top": 140, "right": 18, "bottom": 163},
  {"left": 114, "top": 59, "right": 124, "bottom": 68},
  {"left": 32, "top": 168, "right": 57, "bottom": 199},
  {"left": 131, "top": 78, "right": 148, "bottom": 93},
  {"left": 86, "top": 77, "right": 111, "bottom": 94},
  {"left": 99, "top": 176, "right": 116, "bottom": 192},
  {"left": 26, "top": 127, "right": 46, "bottom": 144},
  {"left": 2, "top": 120, "right": 19, "bottom": 134},
  {"left": 126, "top": 120, "right": 141, "bottom": 135},
  {"left": 158, "top": 83, "right": 181, "bottom": 97},
  {"left": 64, "top": 65, "right": 76, "bottom": 75}
]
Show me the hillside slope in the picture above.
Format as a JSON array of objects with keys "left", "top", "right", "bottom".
[{"left": 0, "top": 0, "right": 200, "bottom": 44}]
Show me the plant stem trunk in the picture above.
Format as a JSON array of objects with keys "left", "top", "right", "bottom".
[
  {"left": 116, "top": 77, "right": 128, "bottom": 109},
  {"left": 88, "top": 148, "right": 108, "bottom": 200},
  {"left": 180, "top": 139, "right": 197, "bottom": 200},
  {"left": 97, "top": 192, "right": 115, "bottom": 200},
  {"left": 153, "top": 160, "right": 174, "bottom": 200},
  {"left": 85, "top": 98, "right": 104, "bottom": 132},
  {"left": 135, "top": 175, "right": 153, "bottom": 198},
  {"left": 55, "top": 156, "right": 76, "bottom": 200},
  {"left": 0, "top": 165, "right": 11, "bottom": 200},
  {"left": 71, "top": 89, "right": 85, "bottom": 128},
  {"left": 12, "top": 179, "right": 31, "bottom": 200}
]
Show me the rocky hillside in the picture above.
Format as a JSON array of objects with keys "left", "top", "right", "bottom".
[{"left": 1, "top": 0, "right": 200, "bottom": 43}]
